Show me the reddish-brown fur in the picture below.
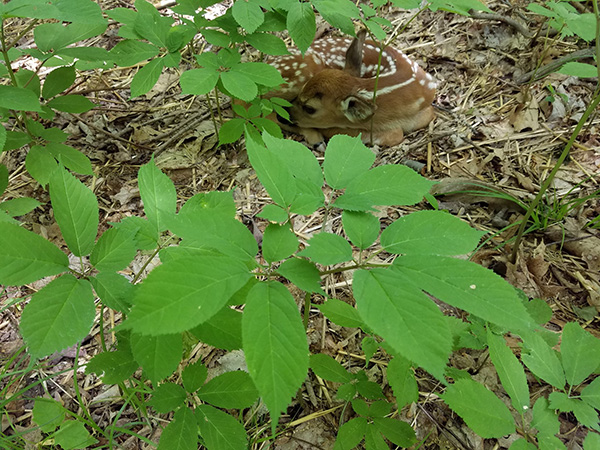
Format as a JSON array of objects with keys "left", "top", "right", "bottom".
[{"left": 265, "top": 31, "right": 436, "bottom": 147}]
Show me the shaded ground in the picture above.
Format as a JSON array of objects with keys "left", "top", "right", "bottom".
[{"left": 1, "top": 0, "right": 599, "bottom": 448}]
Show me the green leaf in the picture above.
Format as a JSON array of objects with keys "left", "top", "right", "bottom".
[
  {"left": 246, "top": 135, "right": 296, "bottom": 207},
  {"left": 54, "top": 0, "right": 106, "bottom": 24},
  {"left": 487, "top": 329, "right": 530, "bottom": 410},
  {"left": 442, "top": 378, "right": 515, "bottom": 438},
  {"left": 392, "top": 255, "right": 535, "bottom": 334},
  {"left": 0, "top": 85, "right": 42, "bottom": 112},
  {"left": 581, "top": 376, "right": 600, "bottom": 410},
  {"left": 333, "top": 417, "right": 367, "bottom": 450},
  {"left": 20, "top": 275, "right": 95, "bottom": 358},
  {"left": 558, "top": 62, "right": 598, "bottom": 78},
  {"left": 49, "top": 165, "right": 99, "bottom": 256},
  {"left": 335, "top": 165, "right": 434, "bottom": 210},
  {"left": 235, "top": 62, "right": 285, "bottom": 87},
  {"left": 342, "top": 211, "right": 379, "bottom": 250},
  {"left": 46, "top": 95, "right": 96, "bottom": 113},
  {"left": 219, "top": 118, "right": 246, "bottom": 145},
  {"left": 130, "top": 333, "right": 182, "bottom": 383},
  {"left": 242, "top": 281, "right": 308, "bottom": 424},
  {"left": 353, "top": 269, "right": 451, "bottom": 379},
  {"left": 531, "top": 396, "right": 560, "bottom": 437},
  {"left": 33, "top": 398, "right": 65, "bottom": 433},
  {"left": 277, "top": 258, "right": 324, "bottom": 294},
  {"left": 191, "top": 306, "right": 243, "bottom": 350},
  {"left": 521, "top": 332, "right": 566, "bottom": 389},
  {"left": 524, "top": 297, "right": 553, "bottom": 325},
  {"left": 85, "top": 349, "right": 138, "bottom": 384},
  {"left": 381, "top": 210, "right": 484, "bottom": 255},
  {"left": 41, "top": 66, "right": 76, "bottom": 99},
  {"left": 90, "top": 272, "right": 133, "bottom": 312},
  {"left": 26, "top": 145, "right": 59, "bottom": 186},
  {"left": 113, "top": 216, "right": 157, "bottom": 250},
  {"left": 195, "top": 404, "right": 248, "bottom": 450},
  {"left": 182, "top": 362, "right": 208, "bottom": 393},
  {"left": 149, "top": 383, "right": 187, "bottom": 413},
  {"left": 0, "top": 165, "right": 8, "bottom": 195},
  {"left": 362, "top": 336, "right": 378, "bottom": 363},
  {"left": 263, "top": 133, "right": 323, "bottom": 188},
  {"left": 584, "top": 431, "right": 600, "bottom": 450},
  {"left": 258, "top": 204, "right": 288, "bottom": 222},
  {"left": 298, "top": 232, "right": 353, "bottom": 265},
  {"left": 316, "top": 298, "right": 364, "bottom": 328},
  {"left": 561, "top": 322, "right": 600, "bottom": 386},
  {"left": 372, "top": 418, "right": 416, "bottom": 447},
  {"left": 180, "top": 68, "right": 220, "bottom": 96},
  {"left": 125, "top": 255, "right": 252, "bottom": 334},
  {"left": 245, "top": 32, "right": 289, "bottom": 55},
  {"left": 312, "top": 0, "right": 359, "bottom": 35},
  {"left": 310, "top": 353, "right": 352, "bottom": 383},
  {"left": 158, "top": 407, "right": 197, "bottom": 450},
  {"left": 509, "top": 439, "right": 538, "bottom": 450},
  {"left": 55, "top": 420, "right": 98, "bottom": 450},
  {"left": 220, "top": 70, "right": 257, "bottom": 102},
  {"left": 15, "top": 69, "right": 40, "bottom": 97},
  {"left": 263, "top": 223, "right": 298, "bottom": 263},
  {"left": 131, "top": 58, "right": 165, "bottom": 98},
  {"left": 287, "top": 1, "right": 315, "bottom": 53},
  {"left": 46, "top": 143, "right": 93, "bottom": 175},
  {"left": 198, "top": 371, "right": 259, "bottom": 409},
  {"left": 5, "top": 130, "right": 32, "bottom": 152},
  {"left": 109, "top": 39, "right": 160, "bottom": 66},
  {"left": 202, "top": 29, "right": 231, "bottom": 47},
  {"left": 57, "top": 47, "right": 111, "bottom": 62},
  {"left": 138, "top": 159, "right": 176, "bottom": 234},
  {"left": 0, "top": 222, "right": 69, "bottom": 285},
  {"left": 0, "top": 197, "right": 41, "bottom": 216},
  {"left": 387, "top": 356, "right": 418, "bottom": 408},
  {"left": 323, "top": 135, "right": 375, "bottom": 189},
  {"left": 232, "top": 0, "right": 264, "bottom": 33},
  {"left": 90, "top": 227, "right": 137, "bottom": 272}
]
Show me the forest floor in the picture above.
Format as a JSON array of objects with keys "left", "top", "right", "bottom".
[{"left": 1, "top": 0, "right": 599, "bottom": 449}]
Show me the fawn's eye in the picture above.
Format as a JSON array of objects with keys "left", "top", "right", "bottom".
[{"left": 303, "top": 105, "right": 316, "bottom": 115}]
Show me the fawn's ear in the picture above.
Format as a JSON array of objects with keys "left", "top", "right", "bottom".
[
  {"left": 341, "top": 93, "right": 376, "bottom": 123},
  {"left": 344, "top": 29, "right": 366, "bottom": 77}
]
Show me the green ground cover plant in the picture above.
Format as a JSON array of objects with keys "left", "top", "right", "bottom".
[{"left": 1, "top": 0, "right": 599, "bottom": 449}]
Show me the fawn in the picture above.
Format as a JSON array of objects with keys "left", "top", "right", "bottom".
[{"left": 265, "top": 30, "right": 436, "bottom": 147}]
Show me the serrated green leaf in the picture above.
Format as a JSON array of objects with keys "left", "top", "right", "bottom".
[
  {"left": 362, "top": 336, "right": 378, "bottom": 364},
  {"left": 245, "top": 32, "right": 289, "bottom": 55},
  {"left": 33, "top": 398, "right": 65, "bottom": 433},
  {"left": 131, "top": 333, "right": 182, "bottom": 383},
  {"left": 298, "top": 232, "right": 352, "bottom": 265},
  {"left": 277, "top": 257, "right": 324, "bottom": 294},
  {"left": 310, "top": 353, "right": 352, "bottom": 383},
  {"left": 531, "top": 396, "right": 560, "bottom": 437},
  {"left": 312, "top": 0, "right": 358, "bottom": 35},
  {"left": 90, "top": 227, "right": 137, "bottom": 272},
  {"left": 149, "top": 383, "right": 187, "bottom": 413},
  {"left": 0, "top": 222, "right": 68, "bottom": 285},
  {"left": 158, "top": 407, "right": 197, "bottom": 450},
  {"left": 131, "top": 58, "right": 165, "bottom": 98},
  {"left": 442, "top": 378, "right": 515, "bottom": 438},
  {"left": 55, "top": 420, "right": 98, "bottom": 450},
  {"left": 195, "top": 404, "right": 248, "bottom": 450},
  {"left": 235, "top": 61, "right": 285, "bottom": 87},
  {"left": 509, "top": 439, "right": 537, "bottom": 450},
  {"left": 381, "top": 210, "right": 484, "bottom": 255},
  {"left": 342, "top": 210, "right": 379, "bottom": 249},
  {"left": 0, "top": 197, "right": 41, "bottom": 217},
  {"left": 316, "top": 298, "right": 364, "bottom": 328},
  {"left": 558, "top": 62, "right": 598, "bottom": 78},
  {"left": 581, "top": 376, "right": 600, "bottom": 410},
  {"left": 125, "top": 255, "right": 252, "bottom": 334},
  {"left": 54, "top": 0, "right": 106, "bottom": 24},
  {"left": 0, "top": 85, "right": 42, "bottom": 112},
  {"left": 57, "top": 46, "right": 111, "bottom": 62},
  {"left": 372, "top": 417, "right": 416, "bottom": 447},
  {"left": 202, "top": 29, "right": 231, "bottom": 47},
  {"left": 335, "top": 165, "right": 434, "bottom": 210},
  {"left": 521, "top": 332, "right": 566, "bottom": 390},
  {"left": 561, "top": 322, "right": 600, "bottom": 386},
  {"left": 46, "top": 143, "right": 93, "bottom": 175},
  {"left": 180, "top": 68, "right": 220, "bottom": 96},
  {"left": 287, "top": 1, "right": 315, "bottom": 53},
  {"left": 20, "top": 275, "right": 95, "bottom": 358},
  {"left": 197, "top": 371, "right": 258, "bottom": 409},
  {"left": 584, "top": 431, "right": 600, "bottom": 450},
  {"left": 392, "top": 255, "right": 536, "bottom": 334},
  {"left": 85, "top": 348, "right": 138, "bottom": 384},
  {"left": 0, "top": 165, "right": 7, "bottom": 195},
  {"left": 263, "top": 223, "right": 298, "bottom": 263},
  {"left": 263, "top": 133, "right": 323, "bottom": 187},
  {"left": 487, "top": 329, "right": 530, "bottom": 410},
  {"left": 26, "top": 145, "right": 59, "bottom": 186},
  {"left": 333, "top": 417, "right": 367, "bottom": 450},
  {"left": 49, "top": 165, "right": 99, "bottom": 256},
  {"left": 42, "top": 66, "right": 76, "bottom": 99},
  {"left": 113, "top": 216, "right": 158, "bottom": 250},
  {"left": 219, "top": 118, "right": 246, "bottom": 145},
  {"left": 258, "top": 204, "right": 288, "bottom": 222},
  {"left": 232, "top": 0, "right": 264, "bottom": 33},
  {"left": 523, "top": 297, "right": 553, "bottom": 325},
  {"left": 138, "top": 159, "right": 176, "bottom": 234},
  {"left": 323, "top": 135, "right": 374, "bottom": 189},
  {"left": 182, "top": 362, "right": 208, "bottom": 393},
  {"left": 387, "top": 356, "right": 418, "bottom": 408},
  {"left": 242, "top": 281, "right": 308, "bottom": 424},
  {"left": 46, "top": 95, "right": 96, "bottom": 113},
  {"left": 191, "top": 306, "right": 243, "bottom": 350},
  {"left": 109, "top": 40, "right": 160, "bottom": 66},
  {"left": 221, "top": 70, "right": 257, "bottom": 101},
  {"left": 353, "top": 268, "right": 451, "bottom": 379}
]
